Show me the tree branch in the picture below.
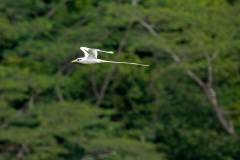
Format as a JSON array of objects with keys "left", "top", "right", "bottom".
[
  {"left": 94, "top": 0, "right": 139, "bottom": 106},
  {"left": 140, "top": 20, "right": 205, "bottom": 88},
  {"left": 204, "top": 87, "right": 235, "bottom": 136},
  {"left": 95, "top": 22, "right": 133, "bottom": 107},
  {"left": 140, "top": 19, "right": 236, "bottom": 136},
  {"left": 55, "top": 64, "right": 75, "bottom": 103},
  {"left": 90, "top": 66, "right": 99, "bottom": 99},
  {"left": 185, "top": 70, "right": 205, "bottom": 88},
  {"left": 228, "top": 26, "right": 240, "bottom": 41},
  {"left": 46, "top": 0, "right": 69, "bottom": 18},
  {"left": 204, "top": 52, "right": 213, "bottom": 87},
  {"left": 0, "top": 119, "right": 9, "bottom": 130},
  {"left": 72, "top": 15, "right": 89, "bottom": 29},
  {"left": 212, "top": 50, "right": 219, "bottom": 60},
  {"left": 28, "top": 93, "right": 38, "bottom": 108},
  {"left": 140, "top": 20, "right": 182, "bottom": 63},
  {"left": 82, "top": 147, "right": 114, "bottom": 160},
  {"left": 221, "top": 109, "right": 238, "bottom": 115},
  {"left": 16, "top": 143, "right": 29, "bottom": 160},
  {"left": 132, "top": 0, "right": 138, "bottom": 6},
  {"left": 55, "top": 84, "right": 64, "bottom": 103}
]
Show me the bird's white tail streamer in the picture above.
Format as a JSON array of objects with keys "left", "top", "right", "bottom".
[{"left": 102, "top": 60, "right": 149, "bottom": 66}]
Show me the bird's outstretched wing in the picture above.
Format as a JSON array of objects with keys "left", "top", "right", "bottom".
[
  {"left": 88, "top": 49, "right": 98, "bottom": 59},
  {"left": 80, "top": 47, "right": 89, "bottom": 58},
  {"left": 80, "top": 47, "right": 114, "bottom": 59},
  {"left": 86, "top": 47, "right": 113, "bottom": 53}
]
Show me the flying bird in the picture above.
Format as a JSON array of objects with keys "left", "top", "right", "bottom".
[{"left": 71, "top": 47, "right": 149, "bottom": 66}]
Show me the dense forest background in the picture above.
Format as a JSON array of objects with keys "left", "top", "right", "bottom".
[{"left": 0, "top": 0, "right": 240, "bottom": 159}]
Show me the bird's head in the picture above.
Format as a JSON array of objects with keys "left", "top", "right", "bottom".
[{"left": 71, "top": 58, "right": 82, "bottom": 63}]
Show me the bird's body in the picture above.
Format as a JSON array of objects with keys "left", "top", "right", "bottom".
[
  {"left": 72, "top": 47, "right": 149, "bottom": 66},
  {"left": 79, "top": 58, "right": 102, "bottom": 64}
]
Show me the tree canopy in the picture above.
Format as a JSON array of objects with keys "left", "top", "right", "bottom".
[{"left": 0, "top": 0, "right": 240, "bottom": 159}]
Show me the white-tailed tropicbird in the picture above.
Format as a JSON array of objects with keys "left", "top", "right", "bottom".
[{"left": 71, "top": 47, "right": 149, "bottom": 66}]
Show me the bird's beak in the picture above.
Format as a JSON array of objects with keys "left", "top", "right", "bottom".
[{"left": 71, "top": 60, "right": 77, "bottom": 63}]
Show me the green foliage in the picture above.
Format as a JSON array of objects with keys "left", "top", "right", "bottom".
[{"left": 0, "top": 0, "right": 239, "bottom": 159}]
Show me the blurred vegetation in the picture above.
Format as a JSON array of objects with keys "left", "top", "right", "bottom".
[{"left": 0, "top": 0, "right": 240, "bottom": 159}]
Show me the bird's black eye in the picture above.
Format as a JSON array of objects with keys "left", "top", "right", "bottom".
[{"left": 78, "top": 59, "right": 81, "bottom": 61}]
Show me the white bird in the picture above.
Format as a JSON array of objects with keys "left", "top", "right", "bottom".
[{"left": 71, "top": 47, "right": 149, "bottom": 66}]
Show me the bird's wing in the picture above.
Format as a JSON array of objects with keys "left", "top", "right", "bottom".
[
  {"left": 88, "top": 49, "right": 98, "bottom": 59},
  {"left": 87, "top": 47, "right": 114, "bottom": 54},
  {"left": 80, "top": 47, "right": 114, "bottom": 59},
  {"left": 80, "top": 47, "right": 89, "bottom": 58}
]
